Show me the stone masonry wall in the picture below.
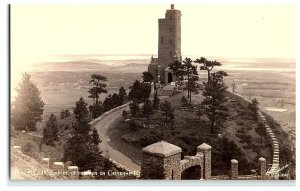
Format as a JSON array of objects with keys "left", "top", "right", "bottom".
[{"left": 141, "top": 152, "right": 181, "bottom": 179}]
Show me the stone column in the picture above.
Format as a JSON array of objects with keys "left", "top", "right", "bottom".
[
  {"left": 141, "top": 141, "right": 182, "bottom": 179},
  {"left": 197, "top": 143, "right": 212, "bottom": 180},
  {"left": 231, "top": 159, "right": 238, "bottom": 179},
  {"left": 258, "top": 157, "right": 266, "bottom": 177},
  {"left": 52, "top": 162, "right": 64, "bottom": 175},
  {"left": 68, "top": 166, "right": 79, "bottom": 179},
  {"left": 42, "top": 158, "right": 50, "bottom": 169}
]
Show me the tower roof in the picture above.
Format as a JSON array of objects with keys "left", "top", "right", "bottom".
[{"left": 142, "top": 141, "right": 182, "bottom": 157}]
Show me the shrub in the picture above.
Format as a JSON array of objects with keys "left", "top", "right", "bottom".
[
  {"left": 122, "top": 110, "right": 129, "bottom": 118},
  {"left": 129, "top": 121, "right": 139, "bottom": 131},
  {"left": 22, "top": 142, "right": 33, "bottom": 154}
]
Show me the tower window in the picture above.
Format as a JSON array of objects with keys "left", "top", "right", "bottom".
[
  {"left": 161, "top": 36, "right": 164, "bottom": 44},
  {"left": 170, "top": 28, "right": 173, "bottom": 32},
  {"left": 169, "top": 39, "right": 173, "bottom": 44}
]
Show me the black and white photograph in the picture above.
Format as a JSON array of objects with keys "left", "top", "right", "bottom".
[{"left": 7, "top": 2, "right": 296, "bottom": 183}]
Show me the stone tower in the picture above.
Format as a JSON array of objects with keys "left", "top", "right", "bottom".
[{"left": 148, "top": 4, "right": 182, "bottom": 84}]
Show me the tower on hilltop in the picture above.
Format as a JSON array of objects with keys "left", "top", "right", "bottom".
[{"left": 148, "top": 4, "right": 182, "bottom": 84}]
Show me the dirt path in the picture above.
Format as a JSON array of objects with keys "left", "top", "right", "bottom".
[{"left": 92, "top": 105, "right": 141, "bottom": 172}]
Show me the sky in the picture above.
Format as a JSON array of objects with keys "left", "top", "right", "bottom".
[{"left": 10, "top": 4, "right": 296, "bottom": 74}]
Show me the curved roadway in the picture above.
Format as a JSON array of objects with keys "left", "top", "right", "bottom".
[{"left": 92, "top": 105, "right": 141, "bottom": 171}]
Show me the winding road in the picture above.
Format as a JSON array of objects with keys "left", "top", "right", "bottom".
[{"left": 91, "top": 105, "right": 141, "bottom": 171}]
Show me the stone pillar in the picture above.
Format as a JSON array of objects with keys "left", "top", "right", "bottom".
[
  {"left": 231, "top": 159, "right": 238, "bottom": 179},
  {"left": 68, "top": 166, "right": 79, "bottom": 179},
  {"left": 141, "top": 141, "right": 182, "bottom": 179},
  {"left": 42, "top": 158, "right": 50, "bottom": 168},
  {"left": 258, "top": 157, "right": 266, "bottom": 177},
  {"left": 52, "top": 162, "right": 64, "bottom": 174},
  {"left": 197, "top": 143, "right": 212, "bottom": 179}
]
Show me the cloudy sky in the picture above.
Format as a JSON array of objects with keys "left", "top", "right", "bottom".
[{"left": 11, "top": 4, "right": 295, "bottom": 70}]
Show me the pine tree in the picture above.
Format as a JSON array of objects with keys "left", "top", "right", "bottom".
[
  {"left": 128, "top": 80, "right": 151, "bottom": 103},
  {"left": 248, "top": 98, "right": 259, "bottom": 119},
  {"left": 91, "top": 127, "right": 101, "bottom": 146},
  {"left": 160, "top": 100, "right": 175, "bottom": 124},
  {"left": 88, "top": 74, "right": 107, "bottom": 118},
  {"left": 195, "top": 104, "right": 205, "bottom": 120},
  {"left": 103, "top": 94, "right": 113, "bottom": 112},
  {"left": 111, "top": 93, "right": 120, "bottom": 108},
  {"left": 169, "top": 60, "right": 185, "bottom": 81},
  {"left": 182, "top": 58, "right": 199, "bottom": 103},
  {"left": 122, "top": 110, "right": 129, "bottom": 118},
  {"left": 142, "top": 71, "right": 154, "bottom": 82},
  {"left": 63, "top": 97, "right": 109, "bottom": 172},
  {"left": 201, "top": 71, "right": 228, "bottom": 134},
  {"left": 88, "top": 74, "right": 107, "bottom": 106},
  {"left": 195, "top": 57, "right": 221, "bottom": 81},
  {"left": 143, "top": 99, "right": 154, "bottom": 125},
  {"left": 129, "top": 100, "right": 140, "bottom": 117},
  {"left": 11, "top": 73, "right": 44, "bottom": 132},
  {"left": 152, "top": 91, "right": 160, "bottom": 110},
  {"left": 73, "top": 97, "right": 90, "bottom": 134},
  {"left": 43, "top": 113, "right": 58, "bottom": 146},
  {"left": 118, "top": 86, "right": 127, "bottom": 105}
]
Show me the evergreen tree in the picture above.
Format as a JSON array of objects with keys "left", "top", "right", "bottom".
[
  {"left": 88, "top": 74, "right": 107, "bottom": 118},
  {"left": 160, "top": 100, "right": 175, "bottom": 124},
  {"left": 195, "top": 104, "right": 205, "bottom": 120},
  {"left": 73, "top": 97, "right": 90, "bottom": 134},
  {"left": 129, "top": 100, "right": 140, "bottom": 117},
  {"left": 143, "top": 99, "right": 154, "bottom": 125},
  {"left": 122, "top": 110, "right": 129, "bottom": 118},
  {"left": 89, "top": 103, "right": 104, "bottom": 119},
  {"left": 43, "top": 113, "right": 58, "bottom": 146},
  {"left": 182, "top": 58, "right": 199, "bottom": 103},
  {"left": 118, "top": 86, "right": 127, "bottom": 105},
  {"left": 248, "top": 98, "right": 259, "bottom": 119},
  {"left": 91, "top": 127, "right": 101, "bottom": 146},
  {"left": 103, "top": 94, "right": 113, "bottom": 111},
  {"left": 60, "top": 109, "right": 71, "bottom": 119},
  {"left": 64, "top": 97, "right": 109, "bottom": 172},
  {"left": 88, "top": 74, "right": 107, "bottom": 106},
  {"left": 142, "top": 71, "right": 154, "bottom": 82},
  {"left": 128, "top": 80, "right": 151, "bottom": 103},
  {"left": 201, "top": 71, "right": 228, "bottom": 134},
  {"left": 195, "top": 57, "right": 221, "bottom": 81},
  {"left": 111, "top": 93, "right": 120, "bottom": 107},
  {"left": 169, "top": 60, "right": 185, "bottom": 81},
  {"left": 65, "top": 109, "right": 71, "bottom": 117},
  {"left": 152, "top": 91, "right": 160, "bottom": 110},
  {"left": 11, "top": 73, "right": 44, "bottom": 132}
]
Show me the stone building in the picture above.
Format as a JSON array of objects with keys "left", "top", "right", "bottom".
[{"left": 148, "top": 4, "right": 182, "bottom": 84}]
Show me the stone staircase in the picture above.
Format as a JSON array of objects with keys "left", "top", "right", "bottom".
[
  {"left": 159, "top": 85, "right": 176, "bottom": 97},
  {"left": 257, "top": 110, "right": 280, "bottom": 177}
]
